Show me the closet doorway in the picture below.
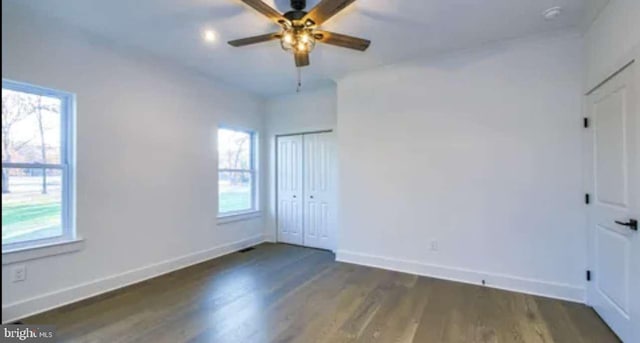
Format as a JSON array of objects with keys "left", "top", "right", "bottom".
[{"left": 276, "top": 131, "right": 335, "bottom": 250}]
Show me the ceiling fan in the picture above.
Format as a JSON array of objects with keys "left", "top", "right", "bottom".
[{"left": 228, "top": 0, "right": 371, "bottom": 68}]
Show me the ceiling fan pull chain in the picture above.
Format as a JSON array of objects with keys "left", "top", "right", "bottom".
[{"left": 297, "top": 67, "right": 302, "bottom": 93}]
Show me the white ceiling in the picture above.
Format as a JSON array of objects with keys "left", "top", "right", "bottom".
[{"left": 12, "top": 0, "right": 587, "bottom": 96}]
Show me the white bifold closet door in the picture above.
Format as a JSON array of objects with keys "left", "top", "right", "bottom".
[
  {"left": 277, "top": 132, "right": 334, "bottom": 250},
  {"left": 276, "top": 135, "right": 304, "bottom": 245}
]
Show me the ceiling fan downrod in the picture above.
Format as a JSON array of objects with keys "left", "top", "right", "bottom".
[{"left": 291, "top": 0, "right": 306, "bottom": 11}]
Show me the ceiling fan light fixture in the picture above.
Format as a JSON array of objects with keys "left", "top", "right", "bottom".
[
  {"left": 283, "top": 32, "right": 294, "bottom": 44},
  {"left": 280, "top": 27, "right": 316, "bottom": 54}
]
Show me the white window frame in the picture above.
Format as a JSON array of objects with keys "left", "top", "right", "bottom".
[
  {"left": 217, "top": 126, "right": 259, "bottom": 219},
  {"left": 2, "top": 79, "right": 77, "bottom": 253}
]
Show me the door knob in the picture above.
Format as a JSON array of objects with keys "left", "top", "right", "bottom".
[{"left": 614, "top": 219, "right": 638, "bottom": 231}]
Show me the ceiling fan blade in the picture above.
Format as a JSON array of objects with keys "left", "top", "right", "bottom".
[
  {"left": 228, "top": 33, "right": 280, "bottom": 47},
  {"left": 315, "top": 31, "right": 370, "bottom": 51},
  {"left": 303, "top": 0, "right": 357, "bottom": 25},
  {"left": 239, "top": 0, "right": 289, "bottom": 24},
  {"left": 294, "top": 52, "right": 310, "bottom": 67}
]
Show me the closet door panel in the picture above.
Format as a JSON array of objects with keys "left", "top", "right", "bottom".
[
  {"left": 276, "top": 135, "right": 304, "bottom": 245},
  {"left": 303, "top": 133, "right": 333, "bottom": 250}
]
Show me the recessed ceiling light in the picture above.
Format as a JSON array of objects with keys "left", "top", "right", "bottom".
[
  {"left": 542, "top": 6, "right": 562, "bottom": 21},
  {"left": 203, "top": 29, "right": 217, "bottom": 43}
]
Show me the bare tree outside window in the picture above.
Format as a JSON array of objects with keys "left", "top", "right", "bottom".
[
  {"left": 218, "top": 128, "right": 256, "bottom": 215},
  {"left": 35, "top": 95, "right": 60, "bottom": 194},
  {"left": 2, "top": 83, "right": 67, "bottom": 247},
  {"left": 2, "top": 90, "right": 35, "bottom": 193},
  {"left": 2, "top": 89, "right": 60, "bottom": 194}
]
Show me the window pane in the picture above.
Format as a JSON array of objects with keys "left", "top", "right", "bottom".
[
  {"left": 218, "top": 129, "right": 251, "bottom": 170},
  {"left": 1, "top": 88, "right": 62, "bottom": 164},
  {"left": 2, "top": 168, "right": 63, "bottom": 245},
  {"left": 219, "top": 171, "right": 253, "bottom": 214}
]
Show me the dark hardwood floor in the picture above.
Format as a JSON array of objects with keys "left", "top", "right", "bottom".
[{"left": 25, "top": 243, "right": 618, "bottom": 342}]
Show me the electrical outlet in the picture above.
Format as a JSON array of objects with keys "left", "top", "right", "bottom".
[
  {"left": 11, "top": 265, "right": 26, "bottom": 283},
  {"left": 430, "top": 240, "right": 439, "bottom": 252}
]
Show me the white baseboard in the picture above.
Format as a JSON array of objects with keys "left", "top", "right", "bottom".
[
  {"left": 2, "top": 234, "right": 266, "bottom": 323},
  {"left": 336, "top": 250, "right": 585, "bottom": 303}
]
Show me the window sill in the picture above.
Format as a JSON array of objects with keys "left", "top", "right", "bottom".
[
  {"left": 2, "top": 238, "right": 85, "bottom": 265},
  {"left": 217, "top": 211, "right": 262, "bottom": 225}
]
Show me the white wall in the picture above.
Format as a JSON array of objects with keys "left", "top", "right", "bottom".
[
  {"left": 584, "top": 0, "right": 640, "bottom": 90},
  {"left": 2, "top": 3, "right": 266, "bottom": 322},
  {"left": 265, "top": 87, "right": 337, "bottom": 135},
  {"left": 264, "top": 87, "right": 337, "bottom": 241},
  {"left": 336, "top": 33, "right": 586, "bottom": 301}
]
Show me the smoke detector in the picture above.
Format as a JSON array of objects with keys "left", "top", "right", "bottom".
[{"left": 543, "top": 6, "right": 562, "bottom": 21}]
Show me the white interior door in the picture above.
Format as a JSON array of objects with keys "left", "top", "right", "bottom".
[
  {"left": 302, "top": 133, "right": 334, "bottom": 250},
  {"left": 276, "top": 135, "right": 304, "bottom": 245},
  {"left": 586, "top": 62, "right": 639, "bottom": 343}
]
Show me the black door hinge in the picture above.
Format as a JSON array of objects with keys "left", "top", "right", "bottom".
[
  {"left": 584, "top": 117, "right": 589, "bottom": 128},
  {"left": 585, "top": 193, "right": 590, "bottom": 204},
  {"left": 586, "top": 270, "right": 592, "bottom": 281}
]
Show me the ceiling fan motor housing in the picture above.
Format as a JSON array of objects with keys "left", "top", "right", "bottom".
[
  {"left": 291, "top": 0, "right": 306, "bottom": 11},
  {"left": 284, "top": 10, "right": 306, "bottom": 21}
]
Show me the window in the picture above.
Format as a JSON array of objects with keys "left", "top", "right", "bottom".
[
  {"left": 218, "top": 128, "right": 257, "bottom": 216},
  {"left": 2, "top": 80, "right": 75, "bottom": 251}
]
